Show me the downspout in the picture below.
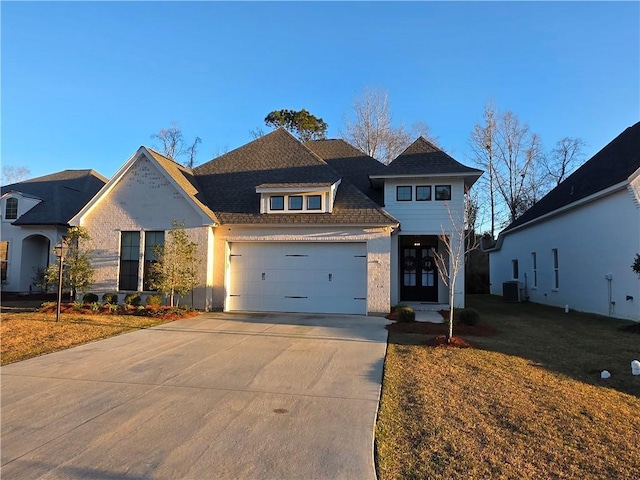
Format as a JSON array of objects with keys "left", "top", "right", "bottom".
[{"left": 606, "top": 273, "right": 613, "bottom": 316}]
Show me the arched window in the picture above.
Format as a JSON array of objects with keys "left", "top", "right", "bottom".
[{"left": 5, "top": 198, "right": 18, "bottom": 220}]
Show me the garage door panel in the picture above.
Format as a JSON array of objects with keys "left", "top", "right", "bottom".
[{"left": 228, "top": 242, "right": 367, "bottom": 314}]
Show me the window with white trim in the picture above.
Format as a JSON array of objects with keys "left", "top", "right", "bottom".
[
  {"left": 289, "top": 195, "right": 303, "bottom": 210},
  {"left": 267, "top": 194, "right": 324, "bottom": 213},
  {"left": 512, "top": 259, "right": 519, "bottom": 279},
  {"left": 531, "top": 252, "right": 537, "bottom": 288},
  {"left": 307, "top": 195, "right": 322, "bottom": 210},
  {"left": 5, "top": 198, "right": 18, "bottom": 220},
  {"left": 270, "top": 196, "right": 284, "bottom": 211}
]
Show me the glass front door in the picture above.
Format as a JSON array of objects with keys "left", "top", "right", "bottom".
[{"left": 400, "top": 244, "right": 438, "bottom": 302}]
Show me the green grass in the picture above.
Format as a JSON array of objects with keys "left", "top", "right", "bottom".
[{"left": 376, "top": 295, "right": 640, "bottom": 480}]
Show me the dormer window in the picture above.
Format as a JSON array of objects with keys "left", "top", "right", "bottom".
[
  {"left": 270, "top": 196, "right": 284, "bottom": 210},
  {"left": 256, "top": 180, "right": 341, "bottom": 214},
  {"left": 307, "top": 195, "right": 322, "bottom": 210},
  {"left": 5, "top": 198, "right": 18, "bottom": 220},
  {"left": 289, "top": 196, "right": 303, "bottom": 210}
]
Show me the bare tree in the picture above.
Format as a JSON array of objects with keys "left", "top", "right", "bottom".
[
  {"left": 342, "top": 87, "right": 438, "bottom": 165},
  {"left": 432, "top": 204, "right": 479, "bottom": 343},
  {"left": 249, "top": 127, "right": 266, "bottom": 139},
  {"left": 492, "top": 111, "right": 544, "bottom": 223},
  {"left": 469, "top": 102, "right": 498, "bottom": 238},
  {"left": 2, "top": 166, "right": 31, "bottom": 186},
  {"left": 185, "top": 136, "right": 202, "bottom": 169},
  {"left": 470, "top": 105, "right": 545, "bottom": 230},
  {"left": 151, "top": 122, "right": 202, "bottom": 168},
  {"left": 544, "top": 137, "right": 585, "bottom": 186}
]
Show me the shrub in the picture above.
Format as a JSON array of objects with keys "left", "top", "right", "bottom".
[
  {"left": 83, "top": 293, "right": 99, "bottom": 304},
  {"left": 72, "top": 301, "right": 84, "bottom": 311},
  {"left": 146, "top": 294, "right": 163, "bottom": 306},
  {"left": 90, "top": 302, "right": 101, "bottom": 312},
  {"left": 102, "top": 293, "right": 119, "bottom": 305},
  {"left": 455, "top": 307, "right": 481, "bottom": 326},
  {"left": 124, "top": 293, "right": 142, "bottom": 306},
  {"left": 107, "top": 303, "right": 119, "bottom": 313},
  {"left": 396, "top": 305, "right": 416, "bottom": 323}
]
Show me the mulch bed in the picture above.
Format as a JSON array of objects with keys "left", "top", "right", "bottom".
[
  {"left": 423, "top": 335, "right": 475, "bottom": 348},
  {"left": 39, "top": 303, "right": 199, "bottom": 321}
]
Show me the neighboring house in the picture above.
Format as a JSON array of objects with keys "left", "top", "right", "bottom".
[
  {"left": 1, "top": 170, "right": 108, "bottom": 293},
  {"left": 71, "top": 128, "right": 482, "bottom": 314},
  {"left": 487, "top": 122, "right": 640, "bottom": 322}
]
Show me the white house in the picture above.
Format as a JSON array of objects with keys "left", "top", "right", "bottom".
[
  {"left": 487, "top": 122, "right": 640, "bottom": 322},
  {"left": 1, "top": 170, "right": 107, "bottom": 293},
  {"left": 71, "top": 128, "right": 482, "bottom": 314}
]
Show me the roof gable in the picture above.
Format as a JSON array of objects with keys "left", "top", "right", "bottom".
[
  {"left": 503, "top": 121, "right": 640, "bottom": 233},
  {"left": 1, "top": 170, "right": 107, "bottom": 226},
  {"left": 70, "top": 147, "right": 219, "bottom": 226},
  {"left": 384, "top": 137, "right": 483, "bottom": 177}
]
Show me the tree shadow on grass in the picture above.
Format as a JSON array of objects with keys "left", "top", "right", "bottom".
[{"left": 388, "top": 295, "right": 640, "bottom": 398}]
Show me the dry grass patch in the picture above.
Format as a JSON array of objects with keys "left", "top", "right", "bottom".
[
  {"left": 376, "top": 296, "right": 640, "bottom": 480},
  {"left": 1, "top": 312, "right": 177, "bottom": 365}
]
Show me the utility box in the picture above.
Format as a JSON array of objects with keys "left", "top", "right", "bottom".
[{"left": 503, "top": 281, "right": 520, "bottom": 302}]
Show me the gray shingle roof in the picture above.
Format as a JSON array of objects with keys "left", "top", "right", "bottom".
[
  {"left": 194, "top": 128, "right": 397, "bottom": 226},
  {"left": 305, "top": 139, "right": 387, "bottom": 206},
  {"left": 502, "top": 121, "right": 640, "bottom": 233},
  {"left": 2, "top": 170, "right": 107, "bottom": 226},
  {"left": 383, "top": 137, "right": 483, "bottom": 179}
]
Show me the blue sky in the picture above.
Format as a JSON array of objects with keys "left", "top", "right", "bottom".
[{"left": 2, "top": 1, "right": 639, "bottom": 180}]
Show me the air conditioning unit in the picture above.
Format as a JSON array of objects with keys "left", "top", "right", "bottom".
[{"left": 503, "top": 281, "right": 521, "bottom": 302}]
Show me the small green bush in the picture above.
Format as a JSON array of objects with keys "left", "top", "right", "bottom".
[
  {"left": 90, "top": 302, "right": 101, "bottom": 312},
  {"left": 146, "top": 295, "right": 163, "bottom": 306},
  {"left": 72, "top": 301, "right": 84, "bottom": 310},
  {"left": 124, "top": 293, "right": 142, "bottom": 306},
  {"left": 83, "top": 293, "right": 99, "bottom": 304},
  {"left": 455, "top": 307, "right": 481, "bottom": 326},
  {"left": 396, "top": 305, "right": 416, "bottom": 323},
  {"left": 102, "top": 293, "right": 119, "bottom": 305}
]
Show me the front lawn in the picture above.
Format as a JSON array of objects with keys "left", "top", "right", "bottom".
[
  {"left": 376, "top": 295, "right": 640, "bottom": 479},
  {"left": 0, "top": 311, "right": 184, "bottom": 365}
]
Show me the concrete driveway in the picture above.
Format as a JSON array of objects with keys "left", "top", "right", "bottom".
[{"left": 1, "top": 312, "right": 390, "bottom": 480}]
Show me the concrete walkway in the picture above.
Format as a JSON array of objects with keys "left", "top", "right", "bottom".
[{"left": 1, "top": 312, "right": 390, "bottom": 480}]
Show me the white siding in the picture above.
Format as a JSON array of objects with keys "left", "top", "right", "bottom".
[
  {"left": 383, "top": 178, "right": 465, "bottom": 234},
  {"left": 490, "top": 189, "right": 640, "bottom": 321},
  {"left": 384, "top": 177, "right": 467, "bottom": 307},
  {"left": 1, "top": 194, "right": 63, "bottom": 292}
]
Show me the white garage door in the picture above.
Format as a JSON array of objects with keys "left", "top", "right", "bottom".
[{"left": 227, "top": 242, "right": 367, "bottom": 314}]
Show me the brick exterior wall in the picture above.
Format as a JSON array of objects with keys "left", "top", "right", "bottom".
[{"left": 79, "top": 157, "right": 213, "bottom": 308}]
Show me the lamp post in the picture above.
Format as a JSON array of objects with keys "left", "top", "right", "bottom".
[{"left": 53, "top": 240, "right": 68, "bottom": 322}]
